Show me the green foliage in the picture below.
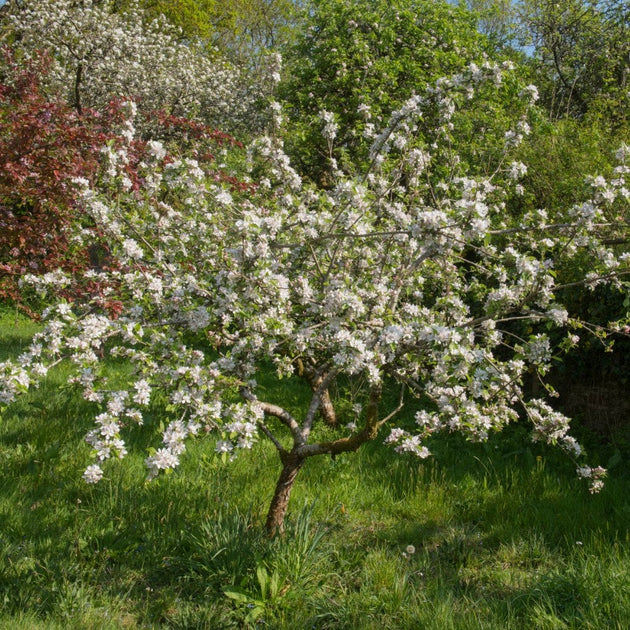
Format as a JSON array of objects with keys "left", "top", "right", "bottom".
[
  {"left": 280, "top": 0, "right": 508, "bottom": 182},
  {"left": 133, "top": 0, "right": 231, "bottom": 42},
  {"left": 463, "top": 0, "right": 520, "bottom": 50},
  {"left": 520, "top": 118, "right": 591, "bottom": 204},
  {"left": 130, "top": 0, "right": 299, "bottom": 67},
  {"left": 512, "top": 115, "right": 629, "bottom": 220},
  {"left": 517, "top": 0, "right": 630, "bottom": 124}
]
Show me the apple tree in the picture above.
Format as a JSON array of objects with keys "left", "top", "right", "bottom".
[{"left": 1, "top": 61, "right": 627, "bottom": 535}]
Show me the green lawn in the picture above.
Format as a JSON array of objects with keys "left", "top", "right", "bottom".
[{"left": 1, "top": 309, "right": 629, "bottom": 629}]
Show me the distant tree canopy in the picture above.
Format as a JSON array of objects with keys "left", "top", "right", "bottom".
[
  {"left": 0, "top": 0, "right": 279, "bottom": 136},
  {"left": 466, "top": 0, "right": 630, "bottom": 124},
  {"left": 112, "top": 0, "right": 300, "bottom": 68}
]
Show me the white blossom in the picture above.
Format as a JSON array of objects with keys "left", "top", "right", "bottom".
[{"left": 83, "top": 464, "right": 104, "bottom": 483}]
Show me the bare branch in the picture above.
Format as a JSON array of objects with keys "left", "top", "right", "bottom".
[
  {"left": 554, "top": 268, "right": 630, "bottom": 291},
  {"left": 258, "top": 422, "right": 286, "bottom": 455},
  {"left": 301, "top": 369, "right": 339, "bottom": 441},
  {"left": 239, "top": 387, "right": 302, "bottom": 444},
  {"left": 489, "top": 222, "right": 628, "bottom": 236},
  {"left": 378, "top": 384, "right": 405, "bottom": 427}
]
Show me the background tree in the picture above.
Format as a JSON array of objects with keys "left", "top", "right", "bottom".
[
  {"left": 136, "top": 0, "right": 300, "bottom": 68},
  {"left": 504, "top": 0, "right": 630, "bottom": 430},
  {"left": 0, "top": 49, "right": 107, "bottom": 311},
  {"left": 1, "top": 0, "right": 274, "bottom": 136},
  {"left": 463, "top": 0, "right": 519, "bottom": 51},
  {"left": 100, "top": 0, "right": 301, "bottom": 79},
  {"left": 516, "top": 0, "right": 630, "bottom": 123},
  {"left": 278, "top": 0, "right": 527, "bottom": 184}
]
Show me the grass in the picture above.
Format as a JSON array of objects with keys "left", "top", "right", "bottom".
[{"left": 1, "top": 308, "right": 630, "bottom": 628}]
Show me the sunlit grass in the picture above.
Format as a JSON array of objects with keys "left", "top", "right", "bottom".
[{"left": 1, "top": 307, "right": 629, "bottom": 628}]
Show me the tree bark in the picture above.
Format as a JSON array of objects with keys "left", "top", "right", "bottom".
[
  {"left": 317, "top": 387, "right": 337, "bottom": 426},
  {"left": 300, "top": 361, "right": 337, "bottom": 426},
  {"left": 74, "top": 63, "right": 83, "bottom": 116},
  {"left": 265, "top": 451, "right": 304, "bottom": 536}
]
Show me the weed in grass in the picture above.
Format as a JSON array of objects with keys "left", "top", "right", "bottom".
[
  {"left": 272, "top": 501, "right": 329, "bottom": 589},
  {"left": 188, "top": 505, "right": 265, "bottom": 587}
]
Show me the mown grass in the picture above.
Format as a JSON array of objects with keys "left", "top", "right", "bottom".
[{"left": 1, "top": 308, "right": 629, "bottom": 629}]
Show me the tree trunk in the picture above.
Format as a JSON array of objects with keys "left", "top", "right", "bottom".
[
  {"left": 318, "top": 387, "right": 337, "bottom": 426},
  {"left": 74, "top": 63, "right": 83, "bottom": 116},
  {"left": 300, "top": 362, "right": 337, "bottom": 426},
  {"left": 265, "top": 452, "right": 304, "bottom": 536}
]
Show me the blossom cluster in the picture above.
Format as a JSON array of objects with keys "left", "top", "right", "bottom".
[
  {"left": 4, "top": 0, "right": 272, "bottom": 134},
  {"left": 576, "top": 466, "right": 607, "bottom": 494}
]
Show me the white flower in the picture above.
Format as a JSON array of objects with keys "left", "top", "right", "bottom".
[
  {"left": 215, "top": 440, "right": 234, "bottom": 453},
  {"left": 320, "top": 110, "right": 338, "bottom": 141},
  {"left": 546, "top": 307, "right": 568, "bottom": 326},
  {"left": 83, "top": 464, "right": 103, "bottom": 483},
  {"left": 615, "top": 144, "right": 629, "bottom": 162},
  {"left": 385, "top": 428, "right": 406, "bottom": 444},
  {"left": 357, "top": 102, "right": 371, "bottom": 120},
  {"left": 133, "top": 379, "right": 151, "bottom": 405},
  {"left": 145, "top": 448, "right": 179, "bottom": 473},
  {"left": 520, "top": 84, "right": 539, "bottom": 102},
  {"left": 508, "top": 161, "right": 527, "bottom": 180},
  {"left": 123, "top": 239, "right": 144, "bottom": 260},
  {"left": 146, "top": 140, "right": 166, "bottom": 161},
  {"left": 215, "top": 189, "right": 233, "bottom": 206},
  {"left": 523, "top": 335, "right": 551, "bottom": 364}
]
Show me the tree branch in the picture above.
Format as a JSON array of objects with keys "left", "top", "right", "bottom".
[
  {"left": 74, "top": 62, "right": 83, "bottom": 116},
  {"left": 301, "top": 368, "right": 338, "bottom": 441},
  {"left": 297, "top": 384, "right": 382, "bottom": 458},
  {"left": 239, "top": 387, "right": 302, "bottom": 444},
  {"left": 258, "top": 421, "right": 286, "bottom": 455},
  {"left": 380, "top": 384, "right": 405, "bottom": 425}
]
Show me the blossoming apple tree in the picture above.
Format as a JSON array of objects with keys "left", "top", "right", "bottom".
[
  {"left": 2, "top": 0, "right": 278, "bottom": 135},
  {"left": 1, "top": 61, "right": 628, "bottom": 534}
]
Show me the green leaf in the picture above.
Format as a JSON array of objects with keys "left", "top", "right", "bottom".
[
  {"left": 223, "top": 587, "right": 253, "bottom": 604},
  {"left": 256, "top": 564, "right": 268, "bottom": 599},
  {"left": 245, "top": 605, "right": 266, "bottom": 623}
]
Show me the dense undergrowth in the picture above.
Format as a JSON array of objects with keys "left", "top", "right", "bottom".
[{"left": 1, "top": 308, "right": 629, "bottom": 629}]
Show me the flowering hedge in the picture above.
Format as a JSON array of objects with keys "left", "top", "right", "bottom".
[
  {"left": 0, "top": 49, "right": 108, "bottom": 309},
  {"left": 0, "top": 47, "right": 247, "bottom": 311}
]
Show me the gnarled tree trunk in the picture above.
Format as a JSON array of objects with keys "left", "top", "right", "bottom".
[
  {"left": 264, "top": 385, "right": 385, "bottom": 536},
  {"left": 265, "top": 451, "right": 304, "bottom": 536}
]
